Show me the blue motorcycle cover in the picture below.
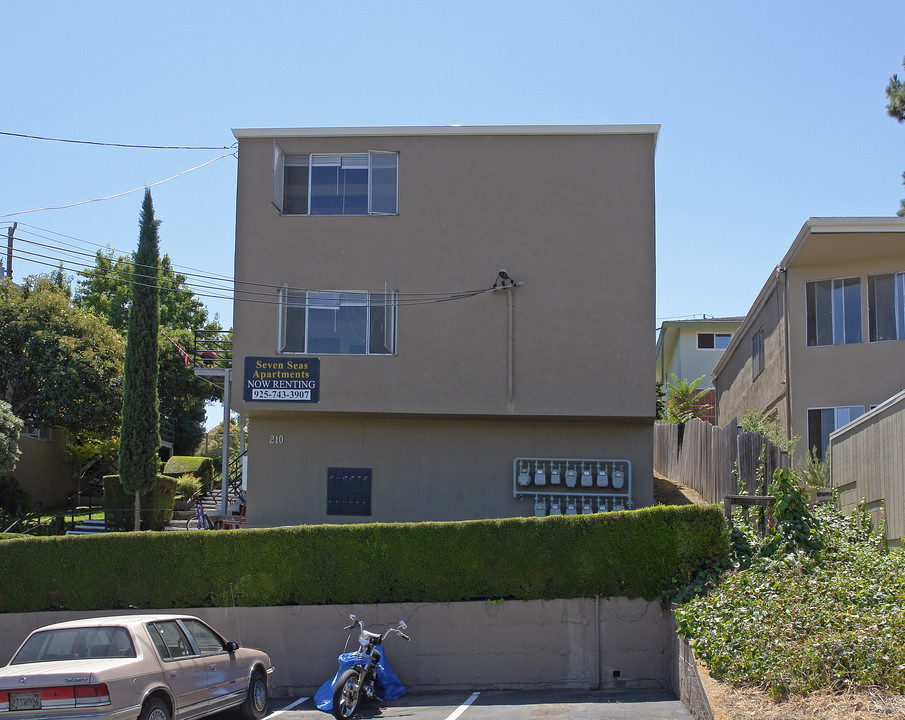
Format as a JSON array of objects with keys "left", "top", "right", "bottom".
[{"left": 314, "top": 650, "right": 405, "bottom": 712}]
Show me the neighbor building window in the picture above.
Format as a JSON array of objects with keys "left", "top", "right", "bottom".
[
  {"left": 751, "top": 328, "right": 764, "bottom": 379},
  {"left": 272, "top": 146, "right": 398, "bottom": 216},
  {"left": 807, "top": 405, "right": 864, "bottom": 460},
  {"left": 697, "top": 332, "right": 732, "bottom": 350},
  {"left": 806, "top": 277, "right": 861, "bottom": 346},
  {"left": 867, "top": 272, "right": 905, "bottom": 342},
  {"left": 279, "top": 288, "right": 397, "bottom": 355}
]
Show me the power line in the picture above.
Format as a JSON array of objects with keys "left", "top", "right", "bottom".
[
  {"left": 8, "top": 227, "right": 502, "bottom": 305},
  {"left": 0, "top": 130, "right": 235, "bottom": 151},
  {"left": 8, "top": 247, "right": 499, "bottom": 310},
  {"left": 0, "top": 152, "right": 236, "bottom": 218}
]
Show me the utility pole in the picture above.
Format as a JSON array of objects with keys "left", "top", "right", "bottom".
[{"left": 6, "top": 222, "right": 15, "bottom": 278}]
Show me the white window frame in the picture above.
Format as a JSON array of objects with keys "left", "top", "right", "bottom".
[
  {"left": 278, "top": 287, "right": 398, "bottom": 355},
  {"left": 271, "top": 145, "right": 398, "bottom": 216}
]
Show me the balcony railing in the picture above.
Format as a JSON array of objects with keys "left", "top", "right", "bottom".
[{"left": 192, "top": 330, "right": 232, "bottom": 369}]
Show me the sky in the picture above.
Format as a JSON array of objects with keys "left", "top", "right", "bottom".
[{"left": 2, "top": 1, "right": 904, "bottom": 427}]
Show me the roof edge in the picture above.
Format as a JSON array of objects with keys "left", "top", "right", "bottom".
[{"left": 232, "top": 124, "right": 661, "bottom": 140}]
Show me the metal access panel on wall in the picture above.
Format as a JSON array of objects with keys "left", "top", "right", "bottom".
[{"left": 327, "top": 467, "right": 372, "bottom": 516}]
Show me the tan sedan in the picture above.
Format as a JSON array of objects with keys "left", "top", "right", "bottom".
[{"left": 0, "top": 615, "right": 273, "bottom": 720}]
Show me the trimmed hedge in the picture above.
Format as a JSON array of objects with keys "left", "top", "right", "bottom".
[
  {"left": 163, "top": 456, "right": 214, "bottom": 491},
  {"left": 0, "top": 505, "right": 727, "bottom": 613}
]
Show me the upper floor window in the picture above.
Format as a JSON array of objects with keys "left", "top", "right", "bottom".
[
  {"left": 272, "top": 146, "right": 398, "bottom": 216},
  {"left": 697, "top": 332, "right": 731, "bottom": 350},
  {"left": 868, "top": 272, "right": 905, "bottom": 342},
  {"left": 806, "top": 277, "right": 861, "bottom": 347},
  {"left": 279, "top": 289, "right": 397, "bottom": 355},
  {"left": 751, "top": 327, "right": 764, "bottom": 380}
]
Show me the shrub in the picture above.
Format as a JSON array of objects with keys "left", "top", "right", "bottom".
[
  {"left": 675, "top": 493, "right": 905, "bottom": 695},
  {"left": 103, "top": 474, "right": 177, "bottom": 531},
  {"left": 0, "top": 504, "right": 726, "bottom": 612},
  {"left": 163, "top": 456, "right": 214, "bottom": 491}
]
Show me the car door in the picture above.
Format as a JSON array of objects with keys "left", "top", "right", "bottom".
[
  {"left": 146, "top": 621, "right": 212, "bottom": 720},
  {"left": 180, "top": 619, "right": 247, "bottom": 712}
]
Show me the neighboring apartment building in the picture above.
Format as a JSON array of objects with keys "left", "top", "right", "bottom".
[
  {"left": 655, "top": 318, "right": 743, "bottom": 389},
  {"left": 655, "top": 318, "right": 742, "bottom": 424},
  {"left": 230, "top": 124, "right": 659, "bottom": 527},
  {"left": 713, "top": 217, "right": 905, "bottom": 464}
]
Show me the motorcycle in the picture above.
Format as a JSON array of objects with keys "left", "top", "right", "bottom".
[{"left": 314, "top": 614, "right": 411, "bottom": 719}]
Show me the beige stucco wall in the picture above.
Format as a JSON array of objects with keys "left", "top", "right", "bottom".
[
  {"left": 245, "top": 415, "right": 652, "bottom": 527},
  {"left": 713, "top": 275, "right": 789, "bottom": 432},
  {"left": 714, "top": 223, "right": 905, "bottom": 466},
  {"left": 14, "top": 431, "right": 73, "bottom": 508},
  {"left": 231, "top": 128, "right": 656, "bottom": 421},
  {"left": 231, "top": 127, "right": 657, "bottom": 525},
  {"left": 787, "top": 250, "right": 905, "bottom": 463},
  {"left": 0, "top": 598, "right": 677, "bottom": 694}
]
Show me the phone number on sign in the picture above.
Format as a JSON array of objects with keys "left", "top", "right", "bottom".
[{"left": 251, "top": 389, "right": 311, "bottom": 400}]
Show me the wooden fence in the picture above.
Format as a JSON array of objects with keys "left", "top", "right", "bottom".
[{"left": 654, "top": 418, "right": 788, "bottom": 505}]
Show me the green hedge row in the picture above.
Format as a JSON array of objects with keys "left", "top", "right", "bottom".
[{"left": 0, "top": 505, "right": 727, "bottom": 613}]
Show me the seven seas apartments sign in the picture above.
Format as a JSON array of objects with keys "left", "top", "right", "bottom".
[{"left": 243, "top": 357, "right": 320, "bottom": 402}]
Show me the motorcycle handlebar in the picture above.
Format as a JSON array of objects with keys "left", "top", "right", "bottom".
[{"left": 399, "top": 632, "right": 411, "bottom": 641}]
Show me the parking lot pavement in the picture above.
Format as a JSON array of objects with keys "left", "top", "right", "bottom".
[{"left": 264, "top": 688, "right": 693, "bottom": 720}]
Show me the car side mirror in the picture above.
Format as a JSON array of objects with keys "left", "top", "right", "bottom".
[{"left": 225, "top": 641, "right": 240, "bottom": 653}]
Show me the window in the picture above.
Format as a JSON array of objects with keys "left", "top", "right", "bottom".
[
  {"left": 697, "top": 332, "right": 732, "bottom": 350},
  {"left": 181, "top": 619, "right": 225, "bottom": 654},
  {"left": 327, "top": 467, "right": 372, "bottom": 516},
  {"left": 280, "top": 288, "right": 397, "bottom": 355},
  {"left": 22, "top": 425, "right": 52, "bottom": 441},
  {"left": 147, "top": 621, "right": 194, "bottom": 659},
  {"left": 751, "top": 327, "right": 764, "bottom": 379},
  {"left": 272, "top": 147, "right": 398, "bottom": 216},
  {"left": 806, "top": 277, "right": 861, "bottom": 346},
  {"left": 868, "top": 272, "right": 905, "bottom": 342},
  {"left": 807, "top": 405, "right": 864, "bottom": 459}
]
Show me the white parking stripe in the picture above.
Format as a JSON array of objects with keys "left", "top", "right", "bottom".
[
  {"left": 444, "top": 691, "right": 480, "bottom": 720},
  {"left": 264, "top": 696, "right": 309, "bottom": 718}
]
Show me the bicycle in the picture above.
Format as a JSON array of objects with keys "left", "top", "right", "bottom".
[{"left": 185, "top": 495, "right": 214, "bottom": 530}]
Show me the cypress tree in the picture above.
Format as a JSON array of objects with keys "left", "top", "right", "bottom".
[{"left": 119, "top": 189, "right": 161, "bottom": 530}]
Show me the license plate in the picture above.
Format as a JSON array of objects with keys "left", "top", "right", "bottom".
[{"left": 9, "top": 692, "right": 41, "bottom": 711}]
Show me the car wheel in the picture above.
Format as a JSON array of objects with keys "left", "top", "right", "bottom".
[
  {"left": 139, "top": 697, "right": 170, "bottom": 720},
  {"left": 332, "top": 669, "right": 361, "bottom": 720},
  {"left": 240, "top": 670, "right": 268, "bottom": 720}
]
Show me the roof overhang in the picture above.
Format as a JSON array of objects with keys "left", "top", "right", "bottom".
[
  {"left": 712, "top": 216, "right": 905, "bottom": 381},
  {"left": 233, "top": 124, "right": 661, "bottom": 147}
]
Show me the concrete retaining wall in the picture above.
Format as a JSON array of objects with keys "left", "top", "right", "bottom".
[{"left": 0, "top": 598, "right": 680, "bottom": 696}]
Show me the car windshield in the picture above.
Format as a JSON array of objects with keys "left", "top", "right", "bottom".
[{"left": 12, "top": 627, "right": 136, "bottom": 664}]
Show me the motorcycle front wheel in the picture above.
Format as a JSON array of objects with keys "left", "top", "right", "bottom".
[{"left": 332, "top": 669, "right": 362, "bottom": 719}]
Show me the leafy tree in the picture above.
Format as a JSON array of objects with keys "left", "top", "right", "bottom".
[
  {"left": 119, "top": 190, "right": 162, "bottom": 531},
  {"left": 75, "top": 250, "right": 216, "bottom": 332},
  {"left": 196, "top": 418, "right": 242, "bottom": 474},
  {"left": 664, "top": 374, "right": 712, "bottom": 424},
  {"left": 0, "top": 277, "right": 125, "bottom": 434},
  {"left": 739, "top": 408, "right": 798, "bottom": 455},
  {"left": 0, "top": 400, "right": 23, "bottom": 474},
  {"left": 886, "top": 57, "right": 905, "bottom": 216},
  {"left": 75, "top": 250, "right": 222, "bottom": 454}
]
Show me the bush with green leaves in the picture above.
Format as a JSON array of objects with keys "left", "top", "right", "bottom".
[{"left": 674, "top": 482, "right": 905, "bottom": 696}]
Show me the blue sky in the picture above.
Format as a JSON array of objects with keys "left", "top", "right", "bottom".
[{"left": 2, "top": 1, "right": 903, "bottom": 424}]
